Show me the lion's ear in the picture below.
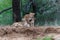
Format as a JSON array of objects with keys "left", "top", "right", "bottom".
[{"left": 29, "top": 13, "right": 35, "bottom": 15}]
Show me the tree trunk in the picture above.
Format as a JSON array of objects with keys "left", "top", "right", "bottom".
[{"left": 12, "top": 0, "right": 21, "bottom": 22}]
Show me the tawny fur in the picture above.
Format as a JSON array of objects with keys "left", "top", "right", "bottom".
[
  {"left": 12, "top": 13, "right": 35, "bottom": 27},
  {"left": 22, "top": 13, "right": 35, "bottom": 27}
]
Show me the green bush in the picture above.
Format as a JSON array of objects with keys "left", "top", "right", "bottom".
[{"left": 0, "top": 0, "right": 13, "bottom": 25}]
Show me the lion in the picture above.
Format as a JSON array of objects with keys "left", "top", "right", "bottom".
[
  {"left": 12, "top": 12, "right": 35, "bottom": 27},
  {"left": 22, "top": 13, "right": 35, "bottom": 27}
]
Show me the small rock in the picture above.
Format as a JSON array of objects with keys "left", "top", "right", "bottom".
[{"left": 53, "top": 34, "right": 60, "bottom": 40}]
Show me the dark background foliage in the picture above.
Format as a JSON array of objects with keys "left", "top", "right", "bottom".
[
  {"left": 0, "top": 0, "right": 60, "bottom": 26},
  {"left": 21, "top": 0, "right": 59, "bottom": 26}
]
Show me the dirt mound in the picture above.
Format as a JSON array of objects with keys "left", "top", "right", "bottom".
[
  {"left": 0, "top": 26, "right": 60, "bottom": 37},
  {"left": 0, "top": 26, "right": 43, "bottom": 36}
]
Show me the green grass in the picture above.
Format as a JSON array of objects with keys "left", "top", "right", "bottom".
[
  {"left": 43, "top": 36, "right": 52, "bottom": 40},
  {"left": 36, "top": 36, "right": 52, "bottom": 40}
]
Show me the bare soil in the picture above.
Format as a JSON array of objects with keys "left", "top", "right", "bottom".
[{"left": 0, "top": 26, "right": 60, "bottom": 40}]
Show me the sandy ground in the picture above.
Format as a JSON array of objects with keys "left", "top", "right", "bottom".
[{"left": 0, "top": 36, "right": 32, "bottom": 40}]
